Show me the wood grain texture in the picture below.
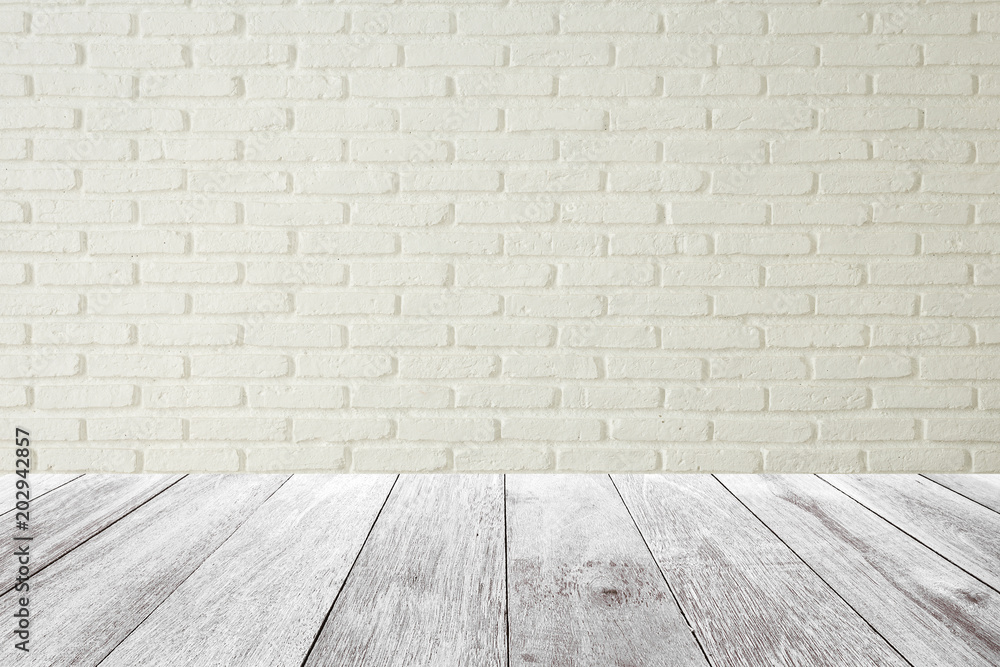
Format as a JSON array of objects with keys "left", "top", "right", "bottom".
[
  {"left": 721, "top": 474, "right": 1000, "bottom": 667},
  {"left": 507, "top": 475, "right": 708, "bottom": 667},
  {"left": 614, "top": 475, "right": 905, "bottom": 667},
  {"left": 0, "top": 474, "right": 286, "bottom": 667},
  {"left": 100, "top": 475, "right": 396, "bottom": 667},
  {"left": 0, "top": 473, "right": 180, "bottom": 593},
  {"left": 924, "top": 475, "right": 1000, "bottom": 514},
  {"left": 304, "top": 474, "right": 506, "bottom": 667},
  {"left": 2, "top": 474, "right": 82, "bottom": 514},
  {"left": 823, "top": 475, "right": 1000, "bottom": 591}
]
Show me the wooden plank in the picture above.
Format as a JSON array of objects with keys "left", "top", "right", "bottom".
[
  {"left": 0, "top": 474, "right": 286, "bottom": 666},
  {"left": 924, "top": 475, "right": 1000, "bottom": 514},
  {"left": 721, "top": 474, "right": 1000, "bottom": 667},
  {"left": 304, "top": 474, "right": 506, "bottom": 667},
  {"left": 100, "top": 475, "right": 396, "bottom": 667},
  {"left": 25, "top": 474, "right": 82, "bottom": 499},
  {"left": 824, "top": 475, "right": 1000, "bottom": 591},
  {"left": 507, "top": 475, "right": 708, "bottom": 667},
  {"left": 0, "top": 473, "right": 181, "bottom": 593},
  {"left": 614, "top": 475, "right": 905, "bottom": 667},
  {"left": 1, "top": 474, "right": 82, "bottom": 515}
]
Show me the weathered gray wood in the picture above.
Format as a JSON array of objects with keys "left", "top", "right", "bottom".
[
  {"left": 2, "top": 474, "right": 82, "bottom": 514},
  {"left": 823, "top": 475, "right": 1000, "bottom": 591},
  {"left": 0, "top": 473, "right": 181, "bottom": 593},
  {"left": 100, "top": 475, "right": 396, "bottom": 667},
  {"left": 27, "top": 473, "right": 82, "bottom": 498},
  {"left": 721, "top": 474, "right": 1000, "bottom": 667},
  {"left": 507, "top": 475, "right": 708, "bottom": 667},
  {"left": 614, "top": 475, "right": 906, "bottom": 667},
  {"left": 0, "top": 474, "right": 286, "bottom": 667},
  {"left": 924, "top": 475, "right": 1000, "bottom": 514},
  {"left": 304, "top": 475, "right": 506, "bottom": 667}
]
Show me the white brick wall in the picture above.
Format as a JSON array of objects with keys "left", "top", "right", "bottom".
[{"left": 2, "top": 2, "right": 999, "bottom": 474}]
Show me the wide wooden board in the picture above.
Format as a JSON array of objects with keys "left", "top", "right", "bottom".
[
  {"left": 0, "top": 473, "right": 181, "bottom": 593},
  {"left": 721, "top": 474, "right": 1000, "bottom": 667},
  {"left": 101, "top": 475, "right": 396, "bottom": 667},
  {"left": 304, "top": 475, "right": 506, "bottom": 667},
  {"left": 614, "top": 475, "right": 905, "bottom": 667},
  {"left": 0, "top": 474, "right": 286, "bottom": 666},
  {"left": 823, "top": 475, "right": 1000, "bottom": 590},
  {"left": 507, "top": 475, "right": 708, "bottom": 667},
  {"left": 924, "top": 475, "right": 1000, "bottom": 514}
]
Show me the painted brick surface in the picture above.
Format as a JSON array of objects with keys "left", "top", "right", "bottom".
[{"left": 2, "top": 2, "right": 999, "bottom": 473}]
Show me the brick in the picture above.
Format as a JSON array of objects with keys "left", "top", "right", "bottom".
[
  {"left": 711, "top": 357, "right": 808, "bottom": 380},
  {"left": 503, "top": 419, "right": 601, "bottom": 442},
  {"left": 35, "top": 385, "right": 135, "bottom": 409},
  {"left": 88, "top": 418, "right": 183, "bottom": 441},
  {"left": 816, "top": 356, "right": 913, "bottom": 379},
  {"left": 512, "top": 43, "right": 611, "bottom": 67},
  {"left": 873, "top": 387, "right": 974, "bottom": 409},
  {"left": 246, "top": 447, "right": 347, "bottom": 473},
  {"left": 455, "top": 385, "right": 556, "bottom": 408},
  {"left": 145, "top": 385, "right": 243, "bottom": 408},
  {"left": 714, "top": 420, "right": 813, "bottom": 443},
  {"left": 90, "top": 45, "right": 184, "bottom": 68},
  {"left": 297, "top": 355, "right": 392, "bottom": 379},
  {"left": 774, "top": 203, "right": 869, "bottom": 227},
  {"left": 143, "top": 447, "right": 239, "bottom": 473},
  {"left": 142, "top": 74, "right": 238, "bottom": 98},
  {"left": 399, "top": 355, "right": 497, "bottom": 379},
  {"left": 247, "top": 11, "right": 344, "bottom": 34},
  {"left": 189, "top": 418, "right": 287, "bottom": 441},
  {"left": 612, "top": 419, "right": 710, "bottom": 442},
  {"left": 871, "top": 324, "right": 972, "bottom": 347},
  {"left": 353, "top": 448, "right": 449, "bottom": 473},
  {"left": 767, "top": 325, "right": 867, "bottom": 348},
  {"left": 667, "top": 10, "right": 764, "bottom": 34},
  {"left": 661, "top": 326, "right": 761, "bottom": 350},
  {"left": 662, "top": 449, "right": 762, "bottom": 473},
  {"left": 398, "top": 418, "right": 494, "bottom": 442},
  {"left": 770, "top": 387, "right": 868, "bottom": 411},
  {"left": 868, "top": 449, "right": 968, "bottom": 473},
  {"left": 249, "top": 386, "right": 345, "bottom": 409},
  {"left": 765, "top": 449, "right": 864, "bottom": 474},
  {"left": 607, "top": 357, "right": 703, "bottom": 380},
  {"left": 664, "top": 387, "right": 765, "bottom": 411}
]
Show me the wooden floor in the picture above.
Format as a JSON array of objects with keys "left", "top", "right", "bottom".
[{"left": 3, "top": 474, "right": 999, "bottom": 667}]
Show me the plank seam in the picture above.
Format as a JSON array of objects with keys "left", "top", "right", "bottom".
[
  {"left": 0, "top": 474, "right": 188, "bottom": 599},
  {"left": 609, "top": 474, "right": 716, "bottom": 667},
  {"left": 299, "top": 474, "right": 400, "bottom": 667},
  {"left": 818, "top": 475, "right": 1000, "bottom": 597},
  {"left": 0, "top": 474, "right": 84, "bottom": 519},
  {"left": 714, "top": 475, "right": 916, "bottom": 667},
  {"left": 94, "top": 474, "right": 294, "bottom": 666},
  {"left": 920, "top": 475, "right": 1000, "bottom": 518}
]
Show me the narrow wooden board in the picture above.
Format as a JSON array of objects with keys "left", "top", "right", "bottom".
[
  {"left": 823, "top": 475, "right": 1000, "bottom": 591},
  {"left": 924, "top": 475, "right": 1000, "bottom": 514},
  {"left": 507, "top": 475, "right": 708, "bottom": 667},
  {"left": 304, "top": 475, "right": 506, "bottom": 667},
  {"left": 0, "top": 474, "right": 286, "bottom": 666},
  {"left": 26, "top": 474, "right": 82, "bottom": 499},
  {"left": 1, "top": 474, "right": 82, "bottom": 514},
  {"left": 101, "top": 475, "right": 396, "bottom": 667},
  {"left": 614, "top": 475, "right": 905, "bottom": 667},
  {"left": 0, "top": 473, "right": 181, "bottom": 593},
  {"left": 721, "top": 474, "right": 1000, "bottom": 667},
  {"left": 0, "top": 473, "right": 82, "bottom": 517}
]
